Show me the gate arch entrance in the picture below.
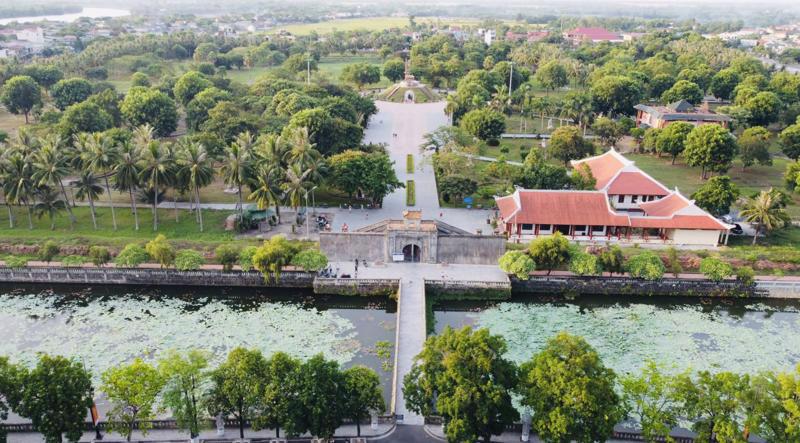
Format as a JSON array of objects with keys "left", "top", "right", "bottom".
[{"left": 402, "top": 244, "right": 421, "bottom": 262}]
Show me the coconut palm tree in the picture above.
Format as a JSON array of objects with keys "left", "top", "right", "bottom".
[
  {"left": 114, "top": 141, "right": 142, "bottom": 230},
  {"left": 138, "top": 137, "right": 172, "bottom": 231},
  {"left": 81, "top": 133, "right": 121, "bottom": 230},
  {"left": 282, "top": 164, "right": 312, "bottom": 216},
  {"left": 248, "top": 170, "right": 282, "bottom": 214},
  {"left": 176, "top": 140, "right": 214, "bottom": 231},
  {"left": 72, "top": 170, "right": 103, "bottom": 230},
  {"left": 33, "top": 187, "right": 67, "bottom": 230},
  {"left": 221, "top": 132, "right": 253, "bottom": 216},
  {"left": 3, "top": 153, "right": 35, "bottom": 229},
  {"left": 31, "top": 135, "right": 76, "bottom": 229},
  {"left": 251, "top": 134, "right": 289, "bottom": 222},
  {"left": 284, "top": 127, "right": 320, "bottom": 170},
  {"left": 739, "top": 188, "right": 790, "bottom": 245}
]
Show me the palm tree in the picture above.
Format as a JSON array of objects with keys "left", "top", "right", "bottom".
[
  {"left": 221, "top": 132, "right": 253, "bottom": 216},
  {"left": 282, "top": 164, "right": 311, "bottom": 216},
  {"left": 739, "top": 188, "right": 790, "bottom": 245},
  {"left": 81, "top": 133, "right": 121, "bottom": 230},
  {"left": 33, "top": 187, "right": 67, "bottom": 230},
  {"left": 114, "top": 141, "right": 142, "bottom": 230},
  {"left": 31, "top": 135, "right": 76, "bottom": 229},
  {"left": 251, "top": 134, "right": 289, "bottom": 223},
  {"left": 3, "top": 153, "right": 35, "bottom": 229},
  {"left": 138, "top": 137, "right": 172, "bottom": 231},
  {"left": 284, "top": 127, "right": 320, "bottom": 172},
  {"left": 177, "top": 140, "right": 214, "bottom": 231},
  {"left": 72, "top": 170, "right": 103, "bottom": 230},
  {"left": 248, "top": 170, "right": 282, "bottom": 215}
]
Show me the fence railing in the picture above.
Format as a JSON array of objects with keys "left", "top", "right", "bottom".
[{"left": 510, "top": 275, "right": 766, "bottom": 297}]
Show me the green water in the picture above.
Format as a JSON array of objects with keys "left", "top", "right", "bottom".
[
  {"left": 0, "top": 284, "right": 397, "bottom": 398},
  {"left": 435, "top": 295, "right": 800, "bottom": 376}
]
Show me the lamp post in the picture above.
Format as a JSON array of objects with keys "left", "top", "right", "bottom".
[
  {"left": 304, "top": 186, "right": 318, "bottom": 239},
  {"left": 306, "top": 58, "right": 311, "bottom": 85}
]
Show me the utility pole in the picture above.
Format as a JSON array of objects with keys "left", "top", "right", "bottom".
[
  {"left": 508, "top": 61, "right": 514, "bottom": 93},
  {"left": 306, "top": 59, "right": 311, "bottom": 85}
]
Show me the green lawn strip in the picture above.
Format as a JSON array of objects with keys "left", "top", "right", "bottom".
[
  {"left": 627, "top": 153, "right": 800, "bottom": 218},
  {"left": 406, "top": 180, "right": 415, "bottom": 206},
  {"left": 407, "top": 154, "right": 414, "bottom": 173}
]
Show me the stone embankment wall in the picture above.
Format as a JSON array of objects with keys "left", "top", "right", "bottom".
[
  {"left": 313, "top": 278, "right": 400, "bottom": 297},
  {"left": 320, "top": 232, "right": 386, "bottom": 262},
  {"left": 511, "top": 275, "right": 766, "bottom": 298},
  {"left": 437, "top": 235, "right": 506, "bottom": 265}
]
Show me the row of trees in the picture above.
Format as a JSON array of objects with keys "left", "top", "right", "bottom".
[
  {"left": 0, "top": 349, "right": 384, "bottom": 443},
  {"left": 404, "top": 326, "right": 800, "bottom": 443},
  {"left": 498, "top": 232, "right": 757, "bottom": 283}
]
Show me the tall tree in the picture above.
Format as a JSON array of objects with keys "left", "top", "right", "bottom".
[
  {"left": 3, "top": 153, "right": 36, "bottom": 229},
  {"left": 206, "top": 347, "right": 267, "bottom": 439},
  {"left": 518, "top": 332, "right": 624, "bottom": 443},
  {"left": 114, "top": 141, "right": 142, "bottom": 230},
  {"left": 780, "top": 123, "right": 800, "bottom": 161},
  {"left": 101, "top": 358, "right": 165, "bottom": 441},
  {"left": 253, "top": 352, "right": 301, "bottom": 438},
  {"left": 691, "top": 175, "right": 740, "bottom": 217},
  {"left": 82, "top": 133, "right": 121, "bottom": 230},
  {"left": 683, "top": 124, "right": 738, "bottom": 179},
  {"left": 548, "top": 125, "right": 595, "bottom": 165},
  {"left": 738, "top": 126, "right": 772, "bottom": 171},
  {"left": 31, "top": 135, "right": 76, "bottom": 228},
  {"left": 655, "top": 121, "right": 694, "bottom": 164},
  {"left": 342, "top": 366, "right": 385, "bottom": 437},
  {"left": 177, "top": 140, "right": 214, "bottom": 231},
  {"left": 0, "top": 356, "right": 23, "bottom": 443},
  {"left": 740, "top": 188, "right": 790, "bottom": 245},
  {"left": 137, "top": 128, "right": 173, "bottom": 231},
  {"left": 50, "top": 78, "right": 93, "bottom": 110},
  {"left": 0, "top": 75, "right": 42, "bottom": 123},
  {"left": 33, "top": 187, "right": 68, "bottom": 230},
  {"left": 675, "top": 371, "right": 750, "bottom": 443},
  {"left": 221, "top": 132, "right": 254, "bottom": 216},
  {"left": 404, "top": 326, "right": 519, "bottom": 443},
  {"left": 15, "top": 354, "right": 94, "bottom": 443},
  {"left": 621, "top": 361, "right": 687, "bottom": 443},
  {"left": 158, "top": 350, "right": 210, "bottom": 440},
  {"left": 295, "top": 355, "right": 345, "bottom": 439},
  {"left": 72, "top": 170, "right": 103, "bottom": 230}
]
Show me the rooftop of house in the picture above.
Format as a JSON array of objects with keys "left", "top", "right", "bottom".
[
  {"left": 564, "top": 27, "right": 621, "bottom": 41},
  {"left": 571, "top": 149, "right": 670, "bottom": 196},
  {"left": 634, "top": 100, "right": 732, "bottom": 123}
]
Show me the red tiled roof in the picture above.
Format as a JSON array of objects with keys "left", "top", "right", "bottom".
[
  {"left": 631, "top": 215, "right": 729, "bottom": 230},
  {"left": 606, "top": 172, "right": 669, "bottom": 196},
  {"left": 573, "top": 152, "right": 627, "bottom": 190},
  {"left": 566, "top": 27, "right": 620, "bottom": 41},
  {"left": 638, "top": 193, "right": 689, "bottom": 217},
  {"left": 500, "top": 191, "right": 630, "bottom": 226}
]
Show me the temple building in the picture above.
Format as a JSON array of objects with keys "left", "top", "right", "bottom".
[
  {"left": 634, "top": 100, "right": 732, "bottom": 129},
  {"left": 496, "top": 150, "right": 733, "bottom": 247}
]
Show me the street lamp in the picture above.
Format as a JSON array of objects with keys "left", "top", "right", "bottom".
[{"left": 304, "top": 185, "right": 318, "bottom": 239}]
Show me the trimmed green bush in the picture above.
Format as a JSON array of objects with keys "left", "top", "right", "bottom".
[
  {"left": 291, "top": 249, "right": 328, "bottom": 272},
  {"left": 115, "top": 244, "right": 150, "bottom": 268},
  {"left": 625, "top": 251, "right": 665, "bottom": 281},
  {"left": 88, "top": 246, "right": 111, "bottom": 267},
  {"left": 175, "top": 250, "right": 204, "bottom": 271},
  {"left": 699, "top": 257, "right": 734, "bottom": 282},
  {"left": 61, "top": 255, "right": 87, "bottom": 267},
  {"left": 406, "top": 180, "right": 415, "bottom": 206},
  {"left": 38, "top": 241, "right": 60, "bottom": 263},
  {"left": 499, "top": 250, "right": 535, "bottom": 280},
  {"left": 406, "top": 154, "right": 414, "bottom": 173},
  {"left": 4, "top": 256, "right": 28, "bottom": 268},
  {"left": 215, "top": 244, "right": 240, "bottom": 272},
  {"left": 239, "top": 246, "right": 258, "bottom": 272},
  {"left": 736, "top": 266, "right": 756, "bottom": 286},
  {"left": 569, "top": 252, "right": 602, "bottom": 276}
]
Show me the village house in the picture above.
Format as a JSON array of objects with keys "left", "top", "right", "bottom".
[
  {"left": 563, "top": 27, "right": 622, "bottom": 44},
  {"left": 505, "top": 30, "right": 549, "bottom": 43},
  {"left": 495, "top": 150, "right": 733, "bottom": 247},
  {"left": 634, "top": 100, "right": 732, "bottom": 129}
]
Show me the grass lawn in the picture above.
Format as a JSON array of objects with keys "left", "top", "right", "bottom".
[
  {"left": 627, "top": 153, "right": 800, "bottom": 218},
  {"left": 0, "top": 108, "right": 26, "bottom": 137},
  {"left": 0, "top": 205, "right": 241, "bottom": 251},
  {"left": 275, "top": 17, "right": 410, "bottom": 35}
]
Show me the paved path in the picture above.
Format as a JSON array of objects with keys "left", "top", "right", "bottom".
[{"left": 334, "top": 261, "right": 510, "bottom": 425}]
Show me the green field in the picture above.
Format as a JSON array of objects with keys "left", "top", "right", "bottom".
[
  {"left": 274, "top": 17, "right": 411, "bottom": 35},
  {"left": 0, "top": 205, "right": 238, "bottom": 250}
]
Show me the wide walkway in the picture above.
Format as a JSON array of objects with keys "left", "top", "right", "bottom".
[{"left": 335, "top": 261, "right": 510, "bottom": 426}]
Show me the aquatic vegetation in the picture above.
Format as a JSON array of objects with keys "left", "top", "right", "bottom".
[
  {"left": 0, "top": 292, "right": 368, "bottom": 377},
  {"left": 453, "top": 301, "right": 800, "bottom": 376},
  {"left": 374, "top": 340, "right": 393, "bottom": 372}
]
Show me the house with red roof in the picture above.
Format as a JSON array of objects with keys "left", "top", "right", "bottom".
[
  {"left": 571, "top": 149, "right": 670, "bottom": 211},
  {"left": 495, "top": 150, "right": 733, "bottom": 247},
  {"left": 634, "top": 100, "right": 732, "bottom": 129},
  {"left": 563, "top": 27, "right": 623, "bottom": 44}
]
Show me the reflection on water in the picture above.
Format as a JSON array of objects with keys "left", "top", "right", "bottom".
[
  {"left": 435, "top": 294, "right": 800, "bottom": 376},
  {"left": 0, "top": 284, "right": 397, "bottom": 399}
]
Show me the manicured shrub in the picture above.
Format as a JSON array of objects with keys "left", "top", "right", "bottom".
[
  {"left": 215, "top": 244, "right": 240, "bottom": 272},
  {"left": 4, "top": 256, "right": 28, "bottom": 268},
  {"left": 699, "top": 257, "right": 733, "bottom": 282},
  {"left": 291, "top": 249, "right": 328, "bottom": 272},
  {"left": 499, "top": 250, "right": 535, "bottom": 280},
  {"left": 406, "top": 180, "right": 415, "bottom": 206},
  {"left": 88, "top": 246, "right": 111, "bottom": 267},
  {"left": 175, "top": 250, "right": 204, "bottom": 271},
  {"left": 528, "top": 232, "right": 571, "bottom": 274},
  {"left": 736, "top": 266, "right": 756, "bottom": 286},
  {"left": 666, "top": 247, "right": 683, "bottom": 277},
  {"left": 406, "top": 154, "right": 414, "bottom": 173},
  {"left": 626, "top": 251, "right": 665, "bottom": 281},
  {"left": 114, "top": 244, "right": 150, "bottom": 268},
  {"left": 238, "top": 246, "right": 258, "bottom": 272},
  {"left": 598, "top": 245, "right": 624, "bottom": 276},
  {"left": 146, "top": 235, "right": 175, "bottom": 268},
  {"left": 38, "top": 241, "right": 60, "bottom": 263},
  {"left": 569, "top": 252, "right": 602, "bottom": 276}
]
